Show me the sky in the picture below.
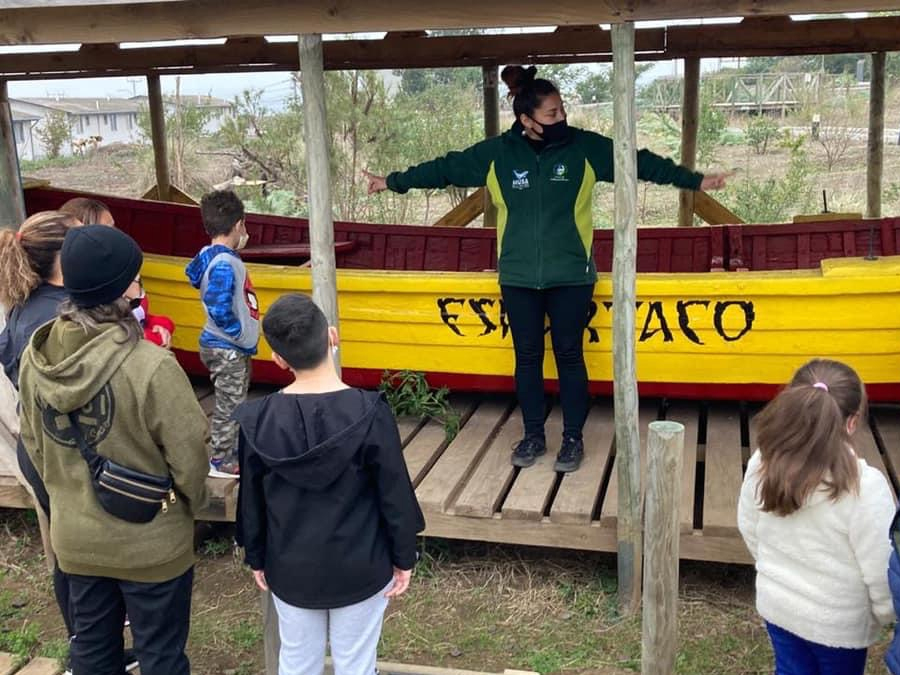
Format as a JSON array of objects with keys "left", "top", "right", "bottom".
[{"left": 4, "top": 14, "right": 871, "bottom": 107}]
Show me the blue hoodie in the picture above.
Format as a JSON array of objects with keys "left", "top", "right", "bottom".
[{"left": 185, "top": 244, "right": 259, "bottom": 354}]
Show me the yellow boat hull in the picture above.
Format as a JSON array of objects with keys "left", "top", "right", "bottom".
[{"left": 142, "top": 254, "right": 900, "bottom": 400}]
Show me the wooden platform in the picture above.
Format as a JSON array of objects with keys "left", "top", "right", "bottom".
[
  {"left": 3, "top": 385, "right": 899, "bottom": 566},
  {"left": 0, "top": 652, "right": 61, "bottom": 675}
]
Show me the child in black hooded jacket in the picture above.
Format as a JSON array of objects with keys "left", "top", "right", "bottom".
[{"left": 235, "top": 293, "right": 424, "bottom": 675}]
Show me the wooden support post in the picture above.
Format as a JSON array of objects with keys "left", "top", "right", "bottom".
[
  {"left": 678, "top": 57, "right": 699, "bottom": 227},
  {"left": 867, "top": 52, "right": 886, "bottom": 219},
  {"left": 611, "top": 21, "right": 642, "bottom": 616},
  {"left": 299, "top": 34, "right": 340, "bottom": 344},
  {"left": 642, "top": 420, "right": 684, "bottom": 675},
  {"left": 0, "top": 81, "right": 25, "bottom": 230},
  {"left": 261, "top": 589, "right": 280, "bottom": 675},
  {"left": 482, "top": 65, "right": 500, "bottom": 228},
  {"left": 146, "top": 74, "right": 171, "bottom": 202}
]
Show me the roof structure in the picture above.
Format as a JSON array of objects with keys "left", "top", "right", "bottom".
[
  {"left": 0, "top": 15, "right": 897, "bottom": 81},
  {"left": 0, "top": 1, "right": 898, "bottom": 46}
]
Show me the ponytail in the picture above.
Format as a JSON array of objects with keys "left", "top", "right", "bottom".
[
  {"left": 0, "top": 211, "right": 78, "bottom": 309},
  {"left": 500, "top": 65, "right": 560, "bottom": 120},
  {"left": 754, "top": 359, "right": 863, "bottom": 516}
]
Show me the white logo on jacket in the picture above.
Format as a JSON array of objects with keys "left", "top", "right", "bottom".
[{"left": 512, "top": 170, "right": 530, "bottom": 190}]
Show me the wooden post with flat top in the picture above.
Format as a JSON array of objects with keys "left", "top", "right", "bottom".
[{"left": 611, "top": 21, "right": 642, "bottom": 616}]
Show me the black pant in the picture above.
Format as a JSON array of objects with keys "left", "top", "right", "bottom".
[
  {"left": 67, "top": 567, "right": 194, "bottom": 675},
  {"left": 501, "top": 284, "right": 594, "bottom": 440}
]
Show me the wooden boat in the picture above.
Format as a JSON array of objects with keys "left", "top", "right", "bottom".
[{"left": 25, "top": 186, "right": 900, "bottom": 401}]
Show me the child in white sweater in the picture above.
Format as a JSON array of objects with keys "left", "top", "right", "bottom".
[{"left": 738, "top": 358, "right": 896, "bottom": 675}]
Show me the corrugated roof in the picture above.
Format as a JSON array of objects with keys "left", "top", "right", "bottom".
[{"left": 14, "top": 97, "right": 142, "bottom": 114}]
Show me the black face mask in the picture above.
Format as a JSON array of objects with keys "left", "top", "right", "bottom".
[{"left": 534, "top": 118, "right": 568, "bottom": 145}]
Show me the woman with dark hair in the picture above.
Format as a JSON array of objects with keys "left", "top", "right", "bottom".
[
  {"left": 18, "top": 225, "right": 209, "bottom": 675},
  {"left": 365, "top": 65, "right": 730, "bottom": 473}
]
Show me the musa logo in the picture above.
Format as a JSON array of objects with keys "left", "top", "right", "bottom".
[{"left": 512, "top": 169, "right": 530, "bottom": 190}]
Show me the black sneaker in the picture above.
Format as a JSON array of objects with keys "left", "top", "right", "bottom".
[
  {"left": 510, "top": 435, "right": 546, "bottom": 468},
  {"left": 555, "top": 436, "right": 584, "bottom": 473}
]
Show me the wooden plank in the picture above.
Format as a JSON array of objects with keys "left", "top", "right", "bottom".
[
  {"left": 6, "top": 2, "right": 900, "bottom": 48},
  {"left": 0, "top": 82, "right": 25, "bottom": 230},
  {"left": 501, "top": 407, "right": 564, "bottom": 521},
  {"left": 16, "top": 657, "right": 62, "bottom": 675},
  {"left": 0, "top": 476, "right": 33, "bottom": 509},
  {"left": 872, "top": 407, "right": 900, "bottom": 493},
  {"left": 423, "top": 511, "right": 617, "bottom": 553},
  {"left": 664, "top": 402, "right": 700, "bottom": 533},
  {"left": 0, "top": 652, "right": 16, "bottom": 675},
  {"left": 599, "top": 404, "right": 658, "bottom": 528},
  {"left": 855, "top": 419, "right": 890, "bottom": 486},
  {"left": 702, "top": 403, "right": 744, "bottom": 537},
  {"left": 679, "top": 532, "right": 752, "bottom": 565},
  {"left": 395, "top": 417, "right": 424, "bottom": 448},
  {"left": 549, "top": 404, "right": 615, "bottom": 525},
  {"left": 415, "top": 399, "right": 509, "bottom": 513},
  {"left": 452, "top": 407, "right": 524, "bottom": 518},
  {"left": 432, "top": 188, "right": 485, "bottom": 228},
  {"left": 692, "top": 190, "right": 743, "bottom": 225},
  {"left": 403, "top": 396, "right": 479, "bottom": 487}
]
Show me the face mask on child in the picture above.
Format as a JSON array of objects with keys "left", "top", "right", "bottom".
[
  {"left": 129, "top": 294, "right": 146, "bottom": 324},
  {"left": 237, "top": 232, "right": 250, "bottom": 250}
]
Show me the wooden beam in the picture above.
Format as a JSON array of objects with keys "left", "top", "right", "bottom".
[
  {"left": 4, "top": 0, "right": 900, "bottom": 46},
  {"left": 4, "top": 16, "right": 900, "bottom": 79},
  {"left": 666, "top": 15, "right": 900, "bottom": 58},
  {"left": 0, "top": 81, "right": 24, "bottom": 230},
  {"left": 611, "top": 21, "right": 641, "bottom": 617},
  {"left": 678, "top": 56, "right": 699, "bottom": 228},
  {"left": 433, "top": 187, "right": 485, "bottom": 228},
  {"left": 299, "top": 34, "right": 340, "bottom": 342},
  {"left": 867, "top": 52, "right": 885, "bottom": 220},
  {"left": 146, "top": 74, "right": 171, "bottom": 202},
  {"left": 482, "top": 65, "right": 500, "bottom": 229},
  {"left": 692, "top": 190, "right": 743, "bottom": 225}
]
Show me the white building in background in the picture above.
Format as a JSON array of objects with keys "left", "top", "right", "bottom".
[{"left": 10, "top": 94, "right": 233, "bottom": 161}]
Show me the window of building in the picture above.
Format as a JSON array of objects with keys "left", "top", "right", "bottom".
[
  {"left": 102, "top": 114, "right": 109, "bottom": 126},
  {"left": 110, "top": 115, "right": 118, "bottom": 131},
  {"left": 13, "top": 122, "right": 23, "bottom": 144}
]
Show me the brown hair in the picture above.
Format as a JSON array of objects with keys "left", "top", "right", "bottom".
[
  {"left": 58, "top": 297, "right": 142, "bottom": 345},
  {"left": 59, "top": 197, "right": 112, "bottom": 226},
  {"left": 0, "top": 211, "right": 78, "bottom": 308},
  {"left": 754, "top": 358, "right": 864, "bottom": 516}
]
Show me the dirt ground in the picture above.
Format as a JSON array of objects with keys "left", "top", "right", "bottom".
[{"left": 0, "top": 509, "right": 892, "bottom": 675}]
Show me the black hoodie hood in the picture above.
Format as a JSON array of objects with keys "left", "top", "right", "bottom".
[{"left": 232, "top": 388, "right": 382, "bottom": 491}]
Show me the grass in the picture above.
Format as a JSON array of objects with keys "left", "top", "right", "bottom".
[{"left": 379, "top": 370, "right": 461, "bottom": 441}]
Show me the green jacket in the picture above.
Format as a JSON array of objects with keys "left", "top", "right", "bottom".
[
  {"left": 19, "top": 319, "right": 209, "bottom": 583},
  {"left": 387, "top": 123, "right": 704, "bottom": 288}
]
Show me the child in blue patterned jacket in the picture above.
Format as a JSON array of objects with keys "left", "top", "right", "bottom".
[{"left": 185, "top": 190, "right": 259, "bottom": 476}]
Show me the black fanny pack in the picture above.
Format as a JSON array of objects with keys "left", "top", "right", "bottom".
[{"left": 68, "top": 411, "right": 176, "bottom": 524}]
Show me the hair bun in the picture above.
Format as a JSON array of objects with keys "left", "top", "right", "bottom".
[{"left": 500, "top": 65, "right": 537, "bottom": 97}]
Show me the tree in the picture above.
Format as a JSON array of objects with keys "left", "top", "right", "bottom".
[
  {"left": 697, "top": 84, "right": 726, "bottom": 166},
  {"left": 36, "top": 111, "right": 71, "bottom": 159},
  {"left": 745, "top": 115, "right": 780, "bottom": 155}
]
